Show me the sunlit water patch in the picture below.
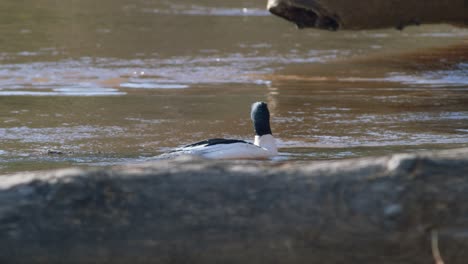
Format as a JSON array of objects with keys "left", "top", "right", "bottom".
[
  {"left": 387, "top": 63, "right": 468, "bottom": 87},
  {"left": 329, "top": 112, "right": 468, "bottom": 124},
  {"left": 0, "top": 126, "right": 125, "bottom": 143},
  {"left": 120, "top": 82, "right": 189, "bottom": 89},
  {"left": 340, "top": 62, "right": 468, "bottom": 88},
  {"left": 310, "top": 132, "right": 468, "bottom": 147},
  {"left": 0, "top": 51, "right": 341, "bottom": 96},
  {"left": 0, "top": 88, "right": 124, "bottom": 97},
  {"left": 141, "top": 1, "right": 269, "bottom": 17}
]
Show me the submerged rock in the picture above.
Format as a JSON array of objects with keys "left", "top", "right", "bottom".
[
  {"left": 1, "top": 148, "right": 468, "bottom": 263},
  {"left": 268, "top": 0, "right": 468, "bottom": 30}
]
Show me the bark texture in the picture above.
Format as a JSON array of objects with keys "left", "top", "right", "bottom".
[
  {"left": 1, "top": 148, "right": 468, "bottom": 263},
  {"left": 267, "top": 0, "right": 468, "bottom": 30}
]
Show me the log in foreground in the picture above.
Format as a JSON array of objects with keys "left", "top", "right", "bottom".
[
  {"left": 267, "top": 0, "right": 468, "bottom": 30},
  {"left": 1, "top": 148, "right": 468, "bottom": 263}
]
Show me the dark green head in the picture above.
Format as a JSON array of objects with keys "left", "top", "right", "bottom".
[{"left": 251, "top": 102, "right": 272, "bottom": 136}]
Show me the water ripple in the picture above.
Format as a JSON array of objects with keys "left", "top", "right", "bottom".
[
  {"left": 144, "top": 6, "right": 270, "bottom": 17},
  {"left": 0, "top": 126, "right": 125, "bottom": 143}
]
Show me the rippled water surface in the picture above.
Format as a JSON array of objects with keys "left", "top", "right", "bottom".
[{"left": 1, "top": 0, "right": 468, "bottom": 172}]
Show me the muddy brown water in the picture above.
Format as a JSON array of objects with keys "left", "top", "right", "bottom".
[{"left": 0, "top": 0, "right": 467, "bottom": 173}]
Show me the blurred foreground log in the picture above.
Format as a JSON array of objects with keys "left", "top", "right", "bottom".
[
  {"left": 267, "top": 0, "right": 468, "bottom": 30},
  {"left": 1, "top": 148, "right": 468, "bottom": 263}
]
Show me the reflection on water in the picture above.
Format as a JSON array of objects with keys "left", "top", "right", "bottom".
[
  {"left": 0, "top": 0, "right": 468, "bottom": 172},
  {"left": 146, "top": 5, "right": 270, "bottom": 16}
]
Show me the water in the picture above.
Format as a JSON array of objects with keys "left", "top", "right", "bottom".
[{"left": 1, "top": 0, "right": 468, "bottom": 173}]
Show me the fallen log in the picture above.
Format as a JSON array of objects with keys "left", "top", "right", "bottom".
[
  {"left": 267, "top": 0, "right": 468, "bottom": 30},
  {"left": 1, "top": 148, "right": 468, "bottom": 263}
]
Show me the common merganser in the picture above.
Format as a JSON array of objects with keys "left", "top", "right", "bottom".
[{"left": 166, "top": 102, "right": 277, "bottom": 159}]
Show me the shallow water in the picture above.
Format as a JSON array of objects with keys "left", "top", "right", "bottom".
[{"left": 1, "top": 0, "right": 468, "bottom": 173}]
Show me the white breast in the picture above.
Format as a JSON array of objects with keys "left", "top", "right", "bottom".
[{"left": 254, "top": 134, "right": 278, "bottom": 155}]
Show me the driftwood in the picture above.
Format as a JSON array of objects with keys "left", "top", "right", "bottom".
[
  {"left": 267, "top": 0, "right": 468, "bottom": 30},
  {"left": 1, "top": 148, "right": 468, "bottom": 263}
]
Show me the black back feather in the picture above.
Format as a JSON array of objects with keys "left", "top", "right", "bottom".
[{"left": 183, "top": 138, "right": 251, "bottom": 148}]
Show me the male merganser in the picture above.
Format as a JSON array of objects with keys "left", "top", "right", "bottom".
[{"left": 166, "top": 102, "right": 277, "bottom": 159}]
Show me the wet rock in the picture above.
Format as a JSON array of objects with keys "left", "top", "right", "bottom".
[
  {"left": 1, "top": 148, "right": 468, "bottom": 263},
  {"left": 268, "top": 0, "right": 468, "bottom": 30}
]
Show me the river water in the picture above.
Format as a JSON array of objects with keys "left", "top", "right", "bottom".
[{"left": 1, "top": 0, "right": 468, "bottom": 173}]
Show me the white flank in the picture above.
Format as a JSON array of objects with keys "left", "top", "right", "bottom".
[{"left": 175, "top": 141, "right": 276, "bottom": 160}]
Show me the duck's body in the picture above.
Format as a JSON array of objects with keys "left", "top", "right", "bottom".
[
  {"left": 171, "top": 134, "right": 277, "bottom": 159},
  {"left": 165, "top": 102, "right": 277, "bottom": 160}
]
